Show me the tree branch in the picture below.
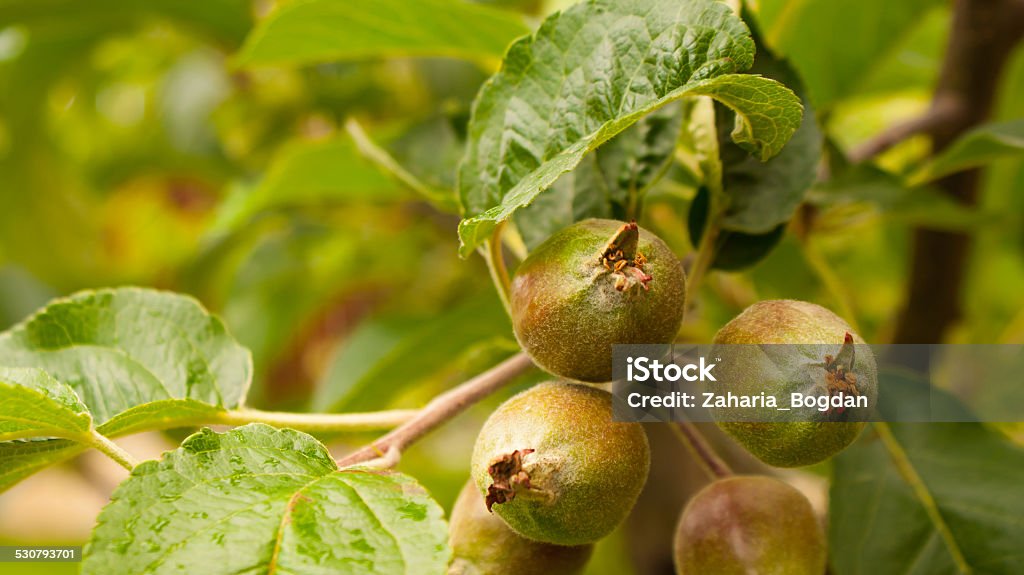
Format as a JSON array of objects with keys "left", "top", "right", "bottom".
[
  {"left": 848, "top": 101, "right": 959, "bottom": 163},
  {"left": 336, "top": 352, "right": 534, "bottom": 468},
  {"left": 670, "top": 421, "right": 732, "bottom": 480},
  {"left": 894, "top": 0, "right": 1024, "bottom": 344}
]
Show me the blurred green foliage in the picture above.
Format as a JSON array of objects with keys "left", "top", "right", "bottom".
[{"left": 0, "top": 0, "right": 1022, "bottom": 573}]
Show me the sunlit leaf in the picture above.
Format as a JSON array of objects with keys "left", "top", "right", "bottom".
[
  {"left": 0, "top": 288, "right": 251, "bottom": 428},
  {"left": 236, "top": 0, "right": 529, "bottom": 68},
  {"left": 457, "top": 0, "right": 802, "bottom": 257},
  {"left": 83, "top": 424, "right": 450, "bottom": 575},
  {"left": 0, "top": 367, "right": 91, "bottom": 442}
]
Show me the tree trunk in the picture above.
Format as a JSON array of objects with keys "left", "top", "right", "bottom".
[{"left": 894, "top": 0, "right": 1024, "bottom": 343}]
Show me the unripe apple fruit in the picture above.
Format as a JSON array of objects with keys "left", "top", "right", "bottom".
[
  {"left": 510, "top": 219, "right": 686, "bottom": 383},
  {"left": 674, "top": 475, "right": 826, "bottom": 574},
  {"left": 471, "top": 382, "right": 650, "bottom": 545},
  {"left": 448, "top": 481, "right": 592, "bottom": 575},
  {"left": 710, "top": 300, "right": 878, "bottom": 467}
]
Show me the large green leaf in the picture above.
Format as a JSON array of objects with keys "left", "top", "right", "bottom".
[
  {"left": 0, "top": 400, "right": 227, "bottom": 494},
  {"left": 911, "top": 119, "right": 1024, "bottom": 184},
  {"left": 0, "top": 289, "right": 252, "bottom": 491},
  {"left": 0, "top": 288, "right": 252, "bottom": 426},
  {"left": 0, "top": 367, "right": 91, "bottom": 441},
  {"left": 456, "top": 0, "right": 802, "bottom": 257},
  {"left": 830, "top": 378, "right": 1024, "bottom": 574},
  {"left": 683, "top": 11, "right": 821, "bottom": 271},
  {"left": 235, "top": 0, "right": 529, "bottom": 68},
  {"left": 83, "top": 424, "right": 450, "bottom": 575},
  {"left": 756, "top": 0, "right": 943, "bottom": 107},
  {"left": 713, "top": 14, "right": 822, "bottom": 235},
  {"left": 0, "top": 438, "right": 86, "bottom": 493}
]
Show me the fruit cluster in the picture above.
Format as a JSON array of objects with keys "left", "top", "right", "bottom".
[{"left": 449, "top": 219, "right": 876, "bottom": 574}]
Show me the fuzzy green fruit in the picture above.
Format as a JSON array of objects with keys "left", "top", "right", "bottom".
[
  {"left": 710, "top": 300, "right": 878, "bottom": 467},
  {"left": 448, "top": 481, "right": 592, "bottom": 575},
  {"left": 471, "top": 382, "right": 650, "bottom": 546},
  {"left": 510, "top": 219, "right": 686, "bottom": 383},
  {"left": 674, "top": 476, "right": 826, "bottom": 575}
]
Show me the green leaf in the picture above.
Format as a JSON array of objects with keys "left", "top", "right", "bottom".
[
  {"left": 830, "top": 378, "right": 1024, "bottom": 574},
  {"left": 457, "top": 0, "right": 802, "bottom": 257},
  {"left": 0, "top": 367, "right": 91, "bottom": 441},
  {"left": 0, "top": 399, "right": 228, "bottom": 494},
  {"left": 235, "top": 0, "right": 529, "bottom": 68},
  {"left": 0, "top": 289, "right": 252, "bottom": 491},
  {"left": 514, "top": 103, "right": 683, "bottom": 248},
  {"left": 0, "top": 438, "right": 87, "bottom": 494},
  {"left": 92, "top": 399, "right": 228, "bottom": 438},
  {"left": 911, "top": 119, "right": 1024, "bottom": 184},
  {"left": 713, "top": 14, "right": 822, "bottom": 235},
  {"left": 755, "top": 0, "right": 943, "bottom": 107},
  {"left": 83, "top": 424, "right": 450, "bottom": 575},
  {"left": 0, "top": 288, "right": 252, "bottom": 426},
  {"left": 209, "top": 137, "right": 404, "bottom": 236},
  {"left": 808, "top": 166, "right": 1002, "bottom": 231},
  {"left": 687, "top": 186, "right": 786, "bottom": 271}
]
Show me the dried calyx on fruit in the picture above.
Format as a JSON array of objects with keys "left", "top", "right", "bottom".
[
  {"left": 471, "top": 382, "right": 650, "bottom": 546},
  {"left": 674, "top": 476, "right": 826, "bottom": 575},
  {"left": 448, "top": 481, "right": 592, "bottom": 575},
  {"left": 710, "top": 300, "right": 878, "bottom": 467},
  {"left": 511, "top": 219, "right": 686, "bottom": 383},
  {"left": 598, "top": 221, "right": 653, "bottom": 292}
]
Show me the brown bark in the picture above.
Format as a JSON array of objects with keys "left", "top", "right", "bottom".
[{"left": 893, "top": 0, "right": 1024, "bottom": 343}]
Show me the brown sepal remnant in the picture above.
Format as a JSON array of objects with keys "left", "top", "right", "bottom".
[
  {"left": 823, "top": 333, "right": 859, "bottom": 415},
  {"left": 599, "top": 222, "right": 652, "bottom": 292},
  {"left": 485, "top": 449, "right": 534, "bottom": 512}
]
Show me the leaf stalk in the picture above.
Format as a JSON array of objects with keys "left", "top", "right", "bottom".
[
  {"left": 214, "top": 408, "right": 419, "bottom": 434},
  {"left": 86, "top": 430, "right": 139, "bottom": 471}
]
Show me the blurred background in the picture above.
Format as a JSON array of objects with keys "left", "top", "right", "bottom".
[{"left": 0, "top": 0, "right": 1021, "bottom": 573}]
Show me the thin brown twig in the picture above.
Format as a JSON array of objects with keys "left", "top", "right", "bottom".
[
  {"left": 670, "top": 421, "right": 732, "bottom": 480},
  {"left": 848, "top": 101, "right": 959, "bottom": 164},
  {"left": 336, "top": 353, "right": 534, "bottom": 468}
]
